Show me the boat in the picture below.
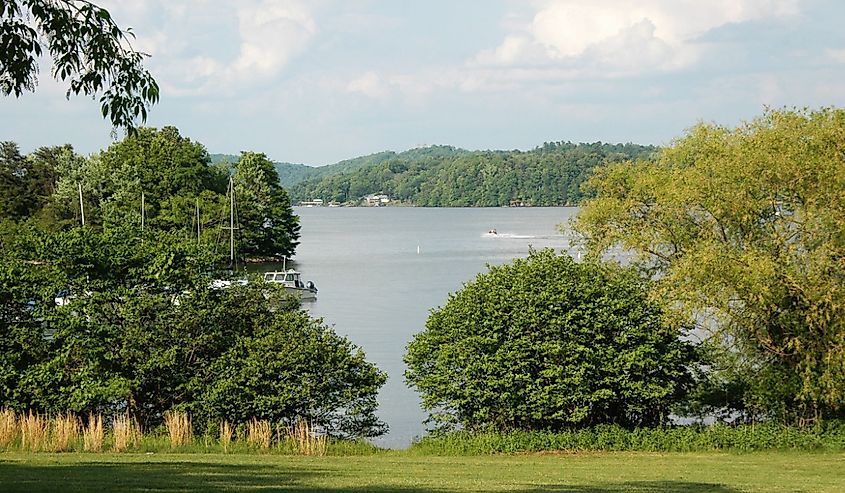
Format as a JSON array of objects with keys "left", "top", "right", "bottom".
[
  {"left": 485, "top": 228, "right": 498, "bottom": 236},
  {"left": 212, "top": 178, "right": 318, "bottom": 300},
  {"left": 263, "top": 269, "right": 318, "bottom": 300}
]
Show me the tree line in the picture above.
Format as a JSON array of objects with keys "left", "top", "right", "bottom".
[
  {"left": 1, "top": 126, "right": 300, "bottom": 261},
  {"left": 285, "top": 142, "right": 657, "bottom": 206}
]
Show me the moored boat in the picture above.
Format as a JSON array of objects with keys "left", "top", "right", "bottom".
[{"left": 263, "top": 269, "right": 318, "bottom": 300}]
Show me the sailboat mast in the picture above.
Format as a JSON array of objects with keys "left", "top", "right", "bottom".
[
  {"left": 141, "top": 191, "right": 145, "bottom": 233},
  {"left": 229, "top": 177, "right": 235, "bottom": 265},
  {"left": 196, "top": 197, "right": 201, "bottom": 246},
  {"left": 78, "top": 183, "right": 85, "bottom": 226}
]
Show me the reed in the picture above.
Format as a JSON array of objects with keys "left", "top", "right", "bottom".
[
  {"left": 247, "top": 418, "right": 272, "bottom": 450},
  {"left": 287, "top": 419, "right": 327, "bottom": 456},
  {"left": 164, "top": 410, "right": 192, "bottom": 448},
  {"left": 50, "top": 413, "right": 80, "bottom": 452},
  {"left": 20, "top": 412, "right": 48, "bottom": 452},
  {"left": 83, "top": 413, "right": 104, "bottom": 452},
  {"left": 112, "top": 413, "right": 140, "bottom": 452},
  {"left": 219, "top": 420, "right": 233, "bottom": 453},
  {"left": 0, "top": 409, "right": 17, "bottom": 448}
]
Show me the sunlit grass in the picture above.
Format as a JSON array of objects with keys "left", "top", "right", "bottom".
[{"left": 0, "top": 451, "right": 843, "bottom": 492}]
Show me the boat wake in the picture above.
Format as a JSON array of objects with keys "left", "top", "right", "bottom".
[{"left": 481, "top": 232, "right": 563, "bottom": 239}]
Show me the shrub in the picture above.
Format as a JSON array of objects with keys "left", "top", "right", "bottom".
[{"left": 405, "top": 249, "right": 698, "bottom": 432}]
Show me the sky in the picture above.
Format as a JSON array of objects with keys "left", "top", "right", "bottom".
[{"left": 4, "top": 0, "right": 845, "bottom": 166}]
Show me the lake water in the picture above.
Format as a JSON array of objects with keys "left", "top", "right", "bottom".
[{"left": 286, "top": 206, "right": 580, "bottom": 448}]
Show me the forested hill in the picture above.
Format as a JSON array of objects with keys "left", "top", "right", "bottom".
[
  {"left": 212, "top": 145, "right": 475, "bottom": 190},
  {"left": 287, "top": 142, "right": 658, "bottom": 207}
]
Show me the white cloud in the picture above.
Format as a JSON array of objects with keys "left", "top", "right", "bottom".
[
  {"left": 347, "top": 71, "right": 387, "bottom": 99},
  {"left": 230, "top": 1, "right": 316, "bottom": 80},
  {"left": 474, "top": 0, "right": 801, "bottom": 74},
  {"left": 826, "top": 48, "right": 845, "bottom": 63},
  {"left": 474, "top": 35, "right": 537, "bottom": 66},
  {"left": 99, "top": 1, "right": 317, "bottom": 97}
]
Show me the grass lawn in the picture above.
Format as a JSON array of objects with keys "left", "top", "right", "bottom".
[{"left": 0, "top": 451, "right": 843, "bottom": 492}]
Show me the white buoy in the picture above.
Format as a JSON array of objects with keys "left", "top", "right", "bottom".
[{"left": 417, "top": 245, "right": 420, "bottom": 254}]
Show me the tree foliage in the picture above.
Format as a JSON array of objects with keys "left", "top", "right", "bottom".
[
  {"left": 233, "top": 151, "right": 301, "bottom": 259},
  {"left": 288, "top": 143, "right": 657, "bottom": 206},
  {"left": 1, "top": 0, "right": 158, "bottom": 130},
  {"left": 404, "top": 249, "right": 697, "bottom": 432},
  {"left": 0, "top": 226, "right": 386, "bottom": 437},
  {"left": 2, "top": 127, "right": 301, "bottom": 261},
  {"left": 575, "top": 108, "right": 845, "bottom": 423}
]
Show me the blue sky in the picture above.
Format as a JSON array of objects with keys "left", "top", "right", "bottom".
[{"left": 4, "top": 0, "right": 845, "bottom": 165}]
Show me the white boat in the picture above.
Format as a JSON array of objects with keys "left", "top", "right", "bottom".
[{"left": 263, "top": 269, "right": 318, "bottom": 300}]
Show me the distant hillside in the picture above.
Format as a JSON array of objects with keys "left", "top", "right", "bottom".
[
  {"left": 287, "top": 142, "right": 658, "bottom": 207},
  {"left": 211, "top": 146, "right": 473, "bottom": 190},
  {"left": 210, "top": 153, "right": 318, "bottom": 187}
]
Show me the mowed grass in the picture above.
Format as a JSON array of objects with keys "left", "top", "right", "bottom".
[{"left": 0, "top": 451, "right": 843, "bottom": 492}]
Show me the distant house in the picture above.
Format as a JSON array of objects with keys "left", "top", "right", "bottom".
[{"left": 364, "top": 194, "right": 390, "bottom": 206}]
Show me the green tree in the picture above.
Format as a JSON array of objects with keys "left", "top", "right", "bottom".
[
  {"left": 404, "top": 249, "right": 697, "bottom": 432},
  {"left": 0, "top": 142, "right": 67, "bottom": 223},
  {"left": 575, "top": 108, "right": 845, "bottom": 423},
  {"left": 1, "top": 0, "right": 158, "bottom": 130},
  {"left": 0, "top": 141, "right": 30, "bottom": 219},
  {"left": 233, "top": 151, "right": 300, "bottom": 259},
  {"left": 198, "top": 308, "right": 387, "bottom": 438},
  {"left": 0, "top": 226, "right": 386, "bottom": 436},
  {"left": 48, "top": 127, "right": 227, "bottom": 234}
]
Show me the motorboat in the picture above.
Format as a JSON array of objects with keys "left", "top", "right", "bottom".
[{"left": 263, "top": 269, "right": 318, "bottom": 300}]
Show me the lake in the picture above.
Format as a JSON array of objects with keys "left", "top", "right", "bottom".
[{"left": 286, "top": 206, "right": 580, "bottom": 448}]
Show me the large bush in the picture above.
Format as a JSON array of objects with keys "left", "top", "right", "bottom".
[
  {"left": 404, "top": 249, "right": 697, "bottom": 432},
  {"left": 0, "top": 226, "right": 386, "bottom": 437}
]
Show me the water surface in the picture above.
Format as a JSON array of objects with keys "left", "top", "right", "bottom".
[{"left": 286, "top": 207, "right": 579, "bottom": 448}]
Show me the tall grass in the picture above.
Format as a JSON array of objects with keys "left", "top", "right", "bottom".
[
  {"left": 164, "top": 411, "right": 192, "bottom": 448},
  {"left": 20, "top": 412, "right": 48, "bottom": 452},
  {"left": 0, "top": 409, "right": 17, "bottom": 448},
  {"left": 112, "top": 413, "right": 140, "bottom": 452},
  {"left": 286, "top": 419, "right": 327, "bottom": 456},
  {"left": 0, "top": 410, "right": 373, "bottom": 455},
  {"left": 83, "top": 413, "right": 104, "bottom": 452},
  {"left": 247, "top": 419, "right": 272, "bottom": 450},
  {"left": 50, "top": 413, "right": 79, "bottom": 452},
  {"left": 219, "top": 420, "right": 233, "bottom": 453}
]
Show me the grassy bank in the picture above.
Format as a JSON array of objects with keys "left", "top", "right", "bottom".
[
  {"left": 1, "top": 451, "right": 843, "bottom": 492},
  {"left": 409, "top": 423, "right": 845, "bottom": 455}
]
